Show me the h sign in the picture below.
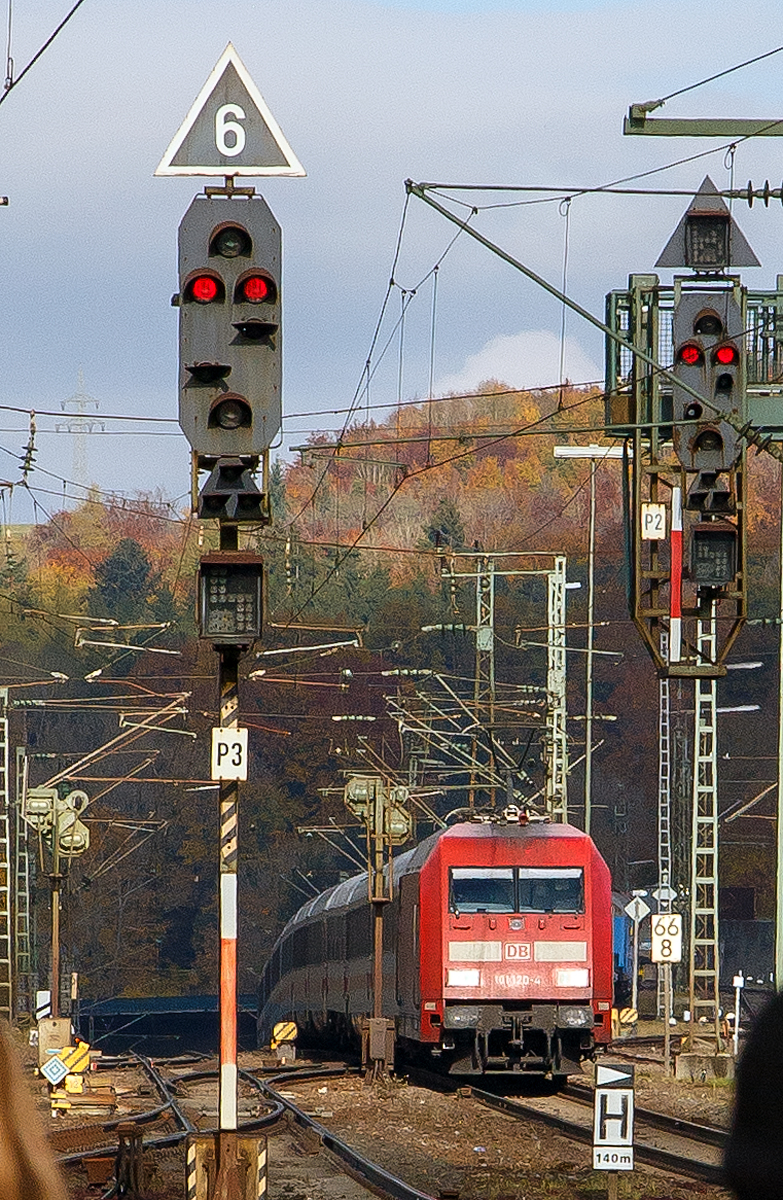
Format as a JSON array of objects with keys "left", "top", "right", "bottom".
[
  {"left": 594, "top": 1089, "right": 633, "bottom": 1145},
  {"left": 593, "top": 1061, "right": 635, "bottom": 1171},
  {"left": 211, "top": 727, "right": 249, "bottom": 781}
]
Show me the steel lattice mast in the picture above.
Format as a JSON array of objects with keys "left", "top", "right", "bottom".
[
  {"left": 686, "top": 612, "right": 722, "bottom": 1050},
  {"left": 656, "top": 630, "right": 673, "bottom": 1021},
  {"left": 545, "top": 557, "right": 568, "bottom": 822}
]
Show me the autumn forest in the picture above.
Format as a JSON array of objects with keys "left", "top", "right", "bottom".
[{"left": 4, "top": 382, "right": 781, "bottom": 1002}]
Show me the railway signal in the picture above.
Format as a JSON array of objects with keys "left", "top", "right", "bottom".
[
  {"left": 671, "top": 285, "right": 746, "bottom": 501},
  {"left": 158, "top": 45, "right": 306, "bottom": 1200},
  {"left": 176, "top": 194, "right": 282, "bottom": 474}
]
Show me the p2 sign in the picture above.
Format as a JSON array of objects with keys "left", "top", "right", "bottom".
[
  {"left": 641, "top": 502, "right": 667, "bottom": 541},
  {"left": 211, "top": 727, "right": 249, "bottom": 781}
]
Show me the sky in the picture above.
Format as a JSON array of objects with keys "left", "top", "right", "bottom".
[{"left": 2, "top": 0, "right": 783, "bottom": 522}]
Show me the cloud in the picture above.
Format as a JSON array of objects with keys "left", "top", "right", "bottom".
[
  {"left": 2, "top": 0, "right": 781, "bottom": 521},
  {"left": 435, "top": 330, "right": 603, "bottom": 395}
]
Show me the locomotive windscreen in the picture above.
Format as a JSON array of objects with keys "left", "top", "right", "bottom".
[
  {"left": 518, "top": 867, "right": 583, "bottom": 913},
  {"left": 450, "top": 866, "right": 584, "bottom": 914},
  {"left": 450, "top": 867, "right": 515, "bottom": 912}
]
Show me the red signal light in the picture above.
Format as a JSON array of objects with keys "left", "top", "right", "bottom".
[
  {"left": 192, "top": 275, "right": 219, "bottom": 304},
  {"left": 240, "top": 275, "right": 271, "bottom": 303},
  {"left": 679, "top": 343, "right": 702, "bottom": 366},
  {"left": 715, "top": 344, "right": 738, "bottom": 365}
]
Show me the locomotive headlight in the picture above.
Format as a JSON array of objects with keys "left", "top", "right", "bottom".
[
  {"left": 555, "top": 968, "right": 589, "bottom": 988},
  {"left": 443, "top": 1006, "right": 481, "bottom": 1028},
  {"left": 446, "top": 969, "right": 480, "bottom": 988},
  {"left": 559, "top": 1006, "right": 593, "bottom": 1028}
]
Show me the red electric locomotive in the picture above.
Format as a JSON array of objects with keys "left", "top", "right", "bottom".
[{"left": 259, "top": 812, "right": 613, "bottom": 1076}]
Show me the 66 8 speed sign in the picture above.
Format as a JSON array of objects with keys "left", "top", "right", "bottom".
[{"left": 651, "top": 913, "right": 683, "bottom": 964}]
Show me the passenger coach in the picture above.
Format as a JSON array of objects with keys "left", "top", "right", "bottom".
[{"left": 259, "top": 813, "right": 613, "bottom": 1076}]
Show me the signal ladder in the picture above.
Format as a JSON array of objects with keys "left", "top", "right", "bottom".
[
  {"left": 14, "top": 748, "right": 31, "bottom": 1018},
  {"left": 686, "top": 613, "right": 722, "bottom": 1050},
  {"left": 0, "top": 704, "right": 12, "bottom": 1020},
  {"left": 545, "top": 556, "right": 568, "bottom": 822},
  {"left": 656, "top": 630, "right": 673, "bottom": 1020}
]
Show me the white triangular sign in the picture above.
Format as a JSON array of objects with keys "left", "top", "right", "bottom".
[
  {"left": 155, "top": 43, "right": 305, "bottom": 178},
  {"left": 596, "top": 1064, "right": 633, "bottom": 1088}
]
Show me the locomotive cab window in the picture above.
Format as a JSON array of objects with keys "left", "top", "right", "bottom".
[
  {"left": 450, "top": 867, "right": 515, "bottom": 913},
  {"left": 518, "top": 867, "right": 584, "bottom": 913},
  {"left": 450, "top": 866, "right": 584, "bottom": 914}
]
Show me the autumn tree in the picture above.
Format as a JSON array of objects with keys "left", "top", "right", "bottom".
[{"left": 87, "top": 537, "right": 177, "bottom": 627}]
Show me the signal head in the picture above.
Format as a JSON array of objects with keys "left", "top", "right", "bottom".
[
  {"left": 177, "top": 194, "right": 282, "bottom": 468},
  {"left": 679, "top": 343, "right": 702, "bottom": 366},
  {"left": 186, "top": 274, "right": 224, "bottom": 304},
  {"left": 210, "top": 224, "right": 252, "bottom": 258},
  {"left": 209, "top": 395, "right": 252, "bottom": 431},
  {"left": 240, "top": 274, "right": 272, "bottom": 303}
]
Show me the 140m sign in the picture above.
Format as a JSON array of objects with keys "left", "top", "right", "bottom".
[{"left": 651, "top": 914, "right": 683, "bottom": 963}]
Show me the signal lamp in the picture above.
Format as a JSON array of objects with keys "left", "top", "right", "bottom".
[
  {"left": 209, "top": 395, "right": 251, "bottom": 430},
  {"left": 242, "top": 275, "right": 270, "bottom": 302},
  {"left": 693, "top": 428, "right": 723, "bottom": 454},
  {"left": 694, "top": 314, "right": 723, "bottom": 336},
  {"left": 715, "top": 344, "right": 739, "bottom": 365},
  {"left": 233, "top": 319, "right": 275, "bottom": 340},
  {"left": 679, "top": 343, "right": 702, "bottom": 366},
  {"left": 236, "top": 273, "right": 276, "bottom": 305},
  {"left": 211, "top": 225, "right": 251, "bottom": 258},
  {"left": 189, "top": 275, "right": 222, "bottom": 304},
  {"left": 684, "top": 401, "right": 703, "bottom": 420}
]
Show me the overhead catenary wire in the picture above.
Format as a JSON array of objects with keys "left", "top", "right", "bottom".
[
  {"left": 3, "top": 0, "right": 11, "bottom": 88},
  {"left": 0, "top": 377, "right": 601, "bottom": 437},
  {"left": 276, "top": 390, "right": 599, "bottom": 628},
  {"left": 407, "top": 181, "right": 783, "bottom": 465},
  {"left": 284, "top": 199, "right": 476, "bottom": 531},
  {"left": 0, "top": 0, "right": 87, "bottom": 102},
  {"left": 423, "top": 95, "right": 783, "bottom": 214},
  {"left": 647, "top": 43, "right": 783, "bottom": 109},
  {"left": 4, "top": 50, "right": 782, "bottom": 553},
  {"left": 282, "top": 194, "right": 413, "bottom": 530}
]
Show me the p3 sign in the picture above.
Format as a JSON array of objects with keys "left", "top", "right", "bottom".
[{"left": 211, "top": 727, "right": 249, "bottom": 781}]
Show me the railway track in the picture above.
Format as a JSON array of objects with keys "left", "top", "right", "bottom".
[
  {"left": 254, "top": 1059, "right": 728, "bottom": 1190},
  {"left": 53, "top": 1054, "right": 193, "bottom": 1161},
  {"left": 467, "top": 1080, "right": 726, "bottom": 1184},
  {"left": 607, "top": 1034, "right": 675, "bottom": 1066},
  {"left": 57, "top": 1057, "right": 438, "bottom": 1200},
  {"left": 255, "top": 1067, "right": 435, "bottom": 1200},
  {"left": 51, "top": 1051, "right": 731, "bottom": 1196}
]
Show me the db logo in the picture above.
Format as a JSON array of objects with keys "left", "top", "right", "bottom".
[{"left": 504, "top": 943, "right": 531, "bottom": 960}]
